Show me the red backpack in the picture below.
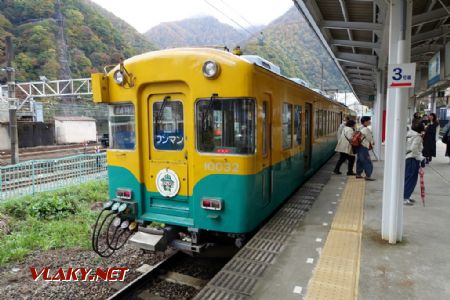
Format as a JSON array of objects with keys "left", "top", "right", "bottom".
[{"left": 351, "top": 131, "right": 365, "bottom": 147}]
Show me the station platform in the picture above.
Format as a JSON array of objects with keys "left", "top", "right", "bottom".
[
  {"left": 197, "top": 142, "right": 450, "bottom": 300},
  {"left": 252, "top": 141, "right": 450, "bottom": 300}
]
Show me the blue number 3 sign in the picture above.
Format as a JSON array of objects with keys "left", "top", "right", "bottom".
[{"left": 392, "top": 67, "right": 403, "bottom": 80}]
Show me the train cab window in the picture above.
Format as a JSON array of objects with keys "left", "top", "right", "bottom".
[
  {"left": 282, "top": 103, "right": 292, "bottom": 149},
  {"left": 108, "top": 103, "right": 136, "bottom": 150},
  {"left": 153, "top": 101, "right": 184, "bottom": 150},
  {"left": 196, "top": 98, "right": 255, "bottom": 154},
  {"left": 294, "top": 105, "right": 302, "bottom": 146}
]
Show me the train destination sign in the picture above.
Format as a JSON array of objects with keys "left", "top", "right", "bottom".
[{"left": 388, "top": 63, "right": 416, "bottom": 88}]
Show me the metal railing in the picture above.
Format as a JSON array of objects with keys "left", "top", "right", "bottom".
[{"left": 0, "top": 153, "right": 107, "bottom": 200}]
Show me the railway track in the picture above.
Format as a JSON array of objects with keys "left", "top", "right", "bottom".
[{"left": 109, "top": 250, "right": 230, "bottom": 300}]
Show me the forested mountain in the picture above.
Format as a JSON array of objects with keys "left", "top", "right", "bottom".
[
  {"left": 144, "top": 16, "right": 260, "bottom": 49},
  {"left": 244, "top": 7, "right": 348, "bottom": 90},
  {"left": 0, "top": 0, "right": 157, "bottom": 82},
  {"left": 144, "top": 7, "right": 348, "bottom": 90}
]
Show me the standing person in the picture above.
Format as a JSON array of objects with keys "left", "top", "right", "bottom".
[
  {"left": 422, "top": 113, "right": 439, "bottom": 164},
  {"left": 443, "top": 120, "right": 450, "bottom": 164},
  {"left": 356, "top": 116, "right": 375, "bottom": 181},
  {"left": 333, "top": 119, "right": 356, "bottom": 175},
  {"left": 411, "top": 112, "right": 421, "bottom": 128},
  {"left": 404, "top": 123, "right": 426, "bottom": 206},
  {"left": 95, "top": 145, "right": 101, "bottom": 168},
  {"left": 337, "top": 116, "right": 350, "bottom": 139}
]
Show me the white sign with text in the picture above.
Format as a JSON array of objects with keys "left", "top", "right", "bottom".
[{"left": 388, "top": 63, "right": 416, "bottom": 88}]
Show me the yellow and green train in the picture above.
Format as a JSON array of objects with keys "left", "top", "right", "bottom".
[{"left": 91, "top": 48, "right": 351, "bottom": 251}]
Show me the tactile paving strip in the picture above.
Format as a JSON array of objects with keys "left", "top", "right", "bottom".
[
  {"left": 194, "top": 162, "right": 336, "bottom": 300},
  {"left": 305, "top": 178, "right": 366, "bottom": 300}
]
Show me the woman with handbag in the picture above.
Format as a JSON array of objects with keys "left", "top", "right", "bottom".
[{"left": 404, "top": 123, "right": 426, "bottom": 206}]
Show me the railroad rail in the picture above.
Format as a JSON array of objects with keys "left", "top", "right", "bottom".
[{"left": 109, "top": 250, "right": 229, "bottom": 300}]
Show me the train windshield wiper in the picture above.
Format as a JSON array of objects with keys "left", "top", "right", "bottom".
[
  {"left": 202, "top": 93, "right": 218, "bottom": 131},
  {"left": 155, "top": 96, "right": 171, "bottom": 128}
]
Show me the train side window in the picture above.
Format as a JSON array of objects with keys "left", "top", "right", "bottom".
[
  {"left": 108, "top": 103, "right": 136, "bottom": 150},
  {"left": 262, "top": 101, "right": 268, "bottom": 156},
  {"left": 327, "top": 111, "right": 330, "bottom": 135},
  {"left": 153, "top": 101, "right": 184, "bottom": 151},
  {"left": 282, "top": 103, "right": 293, "bottom": 149},
  {"left": 294, "top": 105, "right": 302, "bottom": 146},
  {"left": 315, "top": 109, "right": 319, "bottom": 138},
  {"left": 196, "top": 98, "right": 255, "bottom": 154},
  {"left": 318, "top": 109, "right": 323, "bottom": 137}
]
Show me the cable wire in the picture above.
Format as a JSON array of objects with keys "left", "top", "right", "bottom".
[
  {"left": 203, "top": 0, "right": 254, "bottom": 36},
  {"left": 218, "top": 0, "right": 256, "bottom": 29}
]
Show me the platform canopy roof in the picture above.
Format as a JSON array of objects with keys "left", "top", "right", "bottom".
[{"left": 293, "top": 0, "right": 450, "bottom": 106}]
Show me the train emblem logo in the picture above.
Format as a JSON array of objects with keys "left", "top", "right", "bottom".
[{"left": 156, "top": 169, "right": 180, "bottom": 197}]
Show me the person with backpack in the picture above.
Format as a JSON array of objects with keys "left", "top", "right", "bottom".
[
  {"left": 443, "top": 120, "right": 450, "bottom": 164},
  {"left": 333, "top": 119, "right": 357, "bottom": 175},
  {"left": 355, "top": 116, "right": 375, "bottom": 181},
  {"left": 403, "top": 123, "right": 426, "bottom": 206},
  {"left": 422, "top": 113, "right": 439, "bottom": 164}
]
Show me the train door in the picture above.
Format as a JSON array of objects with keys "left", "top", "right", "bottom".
[
  {"left": 261, "top": 97, "right": 272, "bottom": 206},
  {"left": 147, "top": 93, "right": 189, "bottom": 205},
  {"left": 304, "top": 103, "right": 313, "bottom": 171}
]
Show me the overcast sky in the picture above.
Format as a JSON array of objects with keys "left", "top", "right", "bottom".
[{"left": 91, "top": 0, "right": 294, "bottom": 33}]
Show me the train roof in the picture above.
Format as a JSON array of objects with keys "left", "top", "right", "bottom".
[{"left": 121, "top": 48, "right": 351, "bottom": 110}]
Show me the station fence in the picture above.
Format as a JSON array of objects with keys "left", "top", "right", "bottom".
[{"left": 0, "top": 153, "right": 107, "bottom": 201}]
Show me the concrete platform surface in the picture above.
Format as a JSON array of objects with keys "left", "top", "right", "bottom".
[
  {"left": 359, "top": 141, "right": 450, "bottom": 300},
  {"left": 250, "top": 141, "right": 450, "bottom": 300}
]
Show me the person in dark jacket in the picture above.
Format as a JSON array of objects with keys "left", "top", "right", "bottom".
[
  {"left": 443, "top": 121, "right": 450, "bottom": 164},
  {"left": 411, "top": 112, "right": 421, "bottom": 128},
  {"left": 422, "top": 113, "right": 439, "bottom": 164}
]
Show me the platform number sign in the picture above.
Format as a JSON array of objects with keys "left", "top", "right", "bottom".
[{"left": 388, "top": 63, "right": 416, "bottom": 88}]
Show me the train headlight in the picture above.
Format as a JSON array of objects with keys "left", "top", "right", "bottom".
[
  {"left": 113, "top": 70, "right": 125, "bottom": 85},
  {"left": 202, "top": 61, "right": 220, "bottom": 79}
]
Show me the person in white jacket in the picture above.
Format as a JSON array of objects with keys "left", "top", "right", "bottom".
[
  {"left": 333, "top": 119, "right": 356, "bottom": 175},
  {"left": 403, "top": 123, "right": 426, "bottom": 206},
  {"left": 337, "top": 116, "right": 350, "bottom": 140}
]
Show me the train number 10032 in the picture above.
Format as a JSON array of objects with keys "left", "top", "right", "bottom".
[{"left": 204, "top": 162, "right": 239, "bottom": 173}]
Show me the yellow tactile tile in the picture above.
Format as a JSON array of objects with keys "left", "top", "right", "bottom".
[{"left": 306, "top": 178, "right": 365, "bottom": 300}]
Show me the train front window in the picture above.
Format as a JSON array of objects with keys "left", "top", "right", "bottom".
[
  {"left": 196, "top": 98, "right": 255, "bottom": 154},
  {"left": 153, "top": 100, "right": 184, "bottom": 151},
  {"left": 108, "top": 103, "right": 136, "bottom": 150}
]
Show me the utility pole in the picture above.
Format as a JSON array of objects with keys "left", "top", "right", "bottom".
[
  {"left": 320, "top": 62, "right": 324, "bottom": 91},
  {"left": 6, "top": 36, "right": 19, "bottom": 164}
]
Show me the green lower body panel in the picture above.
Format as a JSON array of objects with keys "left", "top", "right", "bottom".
[{"left": 107, "top": 138, "right": 337, "bottom": 234}]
